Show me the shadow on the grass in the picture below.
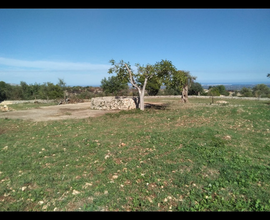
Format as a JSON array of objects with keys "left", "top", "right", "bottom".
[{"left": 144, "top": 103, "right": 170, "bottom": 110}]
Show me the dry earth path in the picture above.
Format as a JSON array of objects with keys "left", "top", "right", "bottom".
[
  {"left": 0, "top": 101, "right": 165, "bottom": 122},
  {"left": 0, "top": 102, "right": 120, "bottom": 122}
]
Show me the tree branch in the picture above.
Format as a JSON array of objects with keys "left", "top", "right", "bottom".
[{"left": 124, "top": 63, "right": 141, "bottom": 91}]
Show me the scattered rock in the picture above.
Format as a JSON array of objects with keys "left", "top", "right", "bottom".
[
  {"left": 0, "top": 105, "right": 9, "bottom": 112},
  {"left": 112, "top": 175, "right": 118, "bottom": 179},
  {"left": 82, "top": 182, "right": 92, "bottom": 189},
  {"left": 21, "top": 186, "right": 27, "bottom": 191},
  {"left": 72, "top": 190, "right": 80, "bottom": 195},
  {"left": 223, "top": 135, "right": 231, "bottom": 140},
  {"left": 216, "top": 101, "right": 228, "bottom": 104}
]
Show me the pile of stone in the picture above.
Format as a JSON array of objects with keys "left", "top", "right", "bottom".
[
  {"left": 0, "top": 105, "right": 10, "bottom": 112},
  {"left": 90, "top": 96, "right": 137, "bottom": 110}
]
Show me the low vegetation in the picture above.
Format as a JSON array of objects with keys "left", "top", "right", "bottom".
[{"left": 0, "top": 97, "right": 270, "bottom": 211}]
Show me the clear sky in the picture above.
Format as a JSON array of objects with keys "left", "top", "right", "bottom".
[{"left": 0, "top": 9, "right": 270, "bottom": 86}]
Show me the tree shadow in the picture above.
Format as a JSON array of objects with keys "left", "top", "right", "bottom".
[
  {"left": 145, "top": 102, "right": 170, "bottom": 110},
  {"left": 132, "top": 97, "right": 140, "bottom": 109}
]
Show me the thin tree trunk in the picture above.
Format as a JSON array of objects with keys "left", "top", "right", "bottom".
[
  {"left": 124, "top": 63, "right": 149, "bottom": 111},
  {"left": 138, "top": 90, "right": 144, "bottom": 110},
  {"left": 181, "top": 85, "right": 188, "bottom": 103},
  {"left": 139, "top": 77, "right": 148, "bottom": 110}
]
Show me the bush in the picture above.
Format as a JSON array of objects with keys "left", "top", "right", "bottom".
[
  {"left": 100, "top": 76, "right": 129, "bottom": 96},
  {"left": 240, "top": 87, "right": 253, "bottom": 97},
  {"left": 189, "top": 82, "right": 204, "bottom": 95}
]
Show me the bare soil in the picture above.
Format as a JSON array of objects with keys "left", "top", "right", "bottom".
[
  {"left": 0, "top": 102, "right": 120, "bottom": 122},
  {"left": 0, "top": 101, "right": 165, "bottom": 122}
]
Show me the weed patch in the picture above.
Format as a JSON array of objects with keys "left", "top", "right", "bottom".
[{"left": 0, "top": 98, "right": 270, "bottom": 211}]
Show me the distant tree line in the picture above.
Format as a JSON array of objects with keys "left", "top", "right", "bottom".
[
  {"left": 1, "top": 78, "right": 270, "bottom": 102},
  {"left": 0, "top": 79, "right": 105, "bottom": 101},
  {"left": 0, "top": 80, "right": 65, "bottom": 101},
  {"left": 100, "top": 75, "right": 270, "bottom": 99},
  {"left": 238, "top": 84, "right": 270, "bottom": 98}
]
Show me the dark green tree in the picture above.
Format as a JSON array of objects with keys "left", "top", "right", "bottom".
[
  {"left": 164, "top": 70, "right": 196, "bottom": 102},
  {"left": 188, "top": 82, "right": 204, "bottom": 95},
  {"left": 208, "top": 85, "right": 229, "bottom": 96},
  {"left": 240, "top": 87, "right": 253, "bottom": 97},
  {"left": 138, "top": 74, "right": 162, "bottom": 96},
  {"left": 100, "top": 75, "right": 129, "bottom": 96},
  {"left": 20, "top": 81, "right": 31, "bottom": 99},
  {"left": 252, "top": 84, "right": 270, "bottom": 98},
  {"left": 0, "top": 81, "right": 8, "bottom": 101},
  {"left": 208, "top": 87, "right": 220, "bottom": 96}
]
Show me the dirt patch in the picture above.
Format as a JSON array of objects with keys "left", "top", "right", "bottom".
[
  {"left": 0, "top": 101, "right": 167, "bottom": 122},
  {"left": 0, "top": 102, "right": 120, "bottom": 122}
]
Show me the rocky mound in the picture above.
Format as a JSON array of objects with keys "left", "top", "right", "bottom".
[{"left": 90, "top": 97, "right": 137, "bottom": 110}]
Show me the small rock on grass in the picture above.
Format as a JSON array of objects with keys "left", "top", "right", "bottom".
[{"left": 72, "top": 190, "right": 80, "bottom": 195}]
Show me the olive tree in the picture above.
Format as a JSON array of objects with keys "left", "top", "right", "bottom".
[
  {"left": 252, "top": 84, "right": 270, "bottom": 98},
  {"left": 165, "top": 70, "right": 196, "bottom": 103},
  {"left": 108, "top": 59, "right": 176, "bottom": 110}
]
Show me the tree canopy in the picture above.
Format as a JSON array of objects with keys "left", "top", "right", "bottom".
[
  {"left": 100, "top": 75, "right": 129, "bottom": 96},
  {"left": 164, "top": 70, "right": 196, "bottom": 102},
  {"left": 188, "top": 82, "right": 204, "bottom": 95},
  {"left": 252, "top": 84, "right": 270, "bottom": 98},
  {"left": 208, "top": 85, "right": 229, "bottom": 96},
  {"left": 108, "top": 59, "right": 177, "bottom": 110}
]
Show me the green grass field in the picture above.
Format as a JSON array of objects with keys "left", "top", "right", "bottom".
[{"left": 0, "top": 97, "right": 270, "bottom": 211}]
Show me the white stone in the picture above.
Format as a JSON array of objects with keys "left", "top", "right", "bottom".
[
  {"left": 72, "top": 190, "right": 80, "bottom": 195},
  {"left": 216, "top": 100, "right": 228, "bottom": 104}
]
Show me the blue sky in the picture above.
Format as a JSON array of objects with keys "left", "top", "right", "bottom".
[{"left": 0, "top": 9, "right": 270, "bottom": 86}]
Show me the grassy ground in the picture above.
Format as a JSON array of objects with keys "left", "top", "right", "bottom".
[{"left": 0, "top": 97, "right": 270, "bottom": 211}]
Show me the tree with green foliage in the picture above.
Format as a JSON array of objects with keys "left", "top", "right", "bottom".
[
  {"left": 20, "top": 81, "right": 31, "bottom": 99},
  {"left": 216, "top": 85, "right": 229, "bottom": 96},
  {"left": 138, "top": 74, "right": 162, "bottom": 96},
  {"left": 108, "top": 59, "right": 177, "bottom": 110},
  {"left": 188, "top": 82, "right": 204, "bottom": 95},
  {"left": 165, "top": 70, "right": 196, "bottom": 103},
  {"left": 208, "top": 87, "right": 220, "bottom": 96},
  {"left": 252, "top": 84, "right": 270, "bottom": 98},
  {"left": 0, "top": 81, "right": 8, "bottom": 101},
  {"left": 240, "top": 87, "right": 253, "bottom": 97},
  {"left": 100, "top": 75, "right": 129, "bottom": 96},
  {"left": 163, "top": 87, "right": 181, "bottom": 95},
  {"left": 208, "top": 85, "right": 229, "bottom": 96}
]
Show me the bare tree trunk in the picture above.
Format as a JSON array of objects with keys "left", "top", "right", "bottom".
[
  {"left": 181, "top": 84, "right": 188, "bottom": 103},
  {"left": 138, "top": 90, "right": 143, "bottom": 110},
  {"left": 124, "top": 63, "right": 149, "bottom": 111},
  {"left": 139, "top": 77, "right": 148, "bottom": 110}
]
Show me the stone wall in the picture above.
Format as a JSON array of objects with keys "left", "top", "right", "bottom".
[{"left": 90, "top": 96, "right": 138, "bottom": 110}]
